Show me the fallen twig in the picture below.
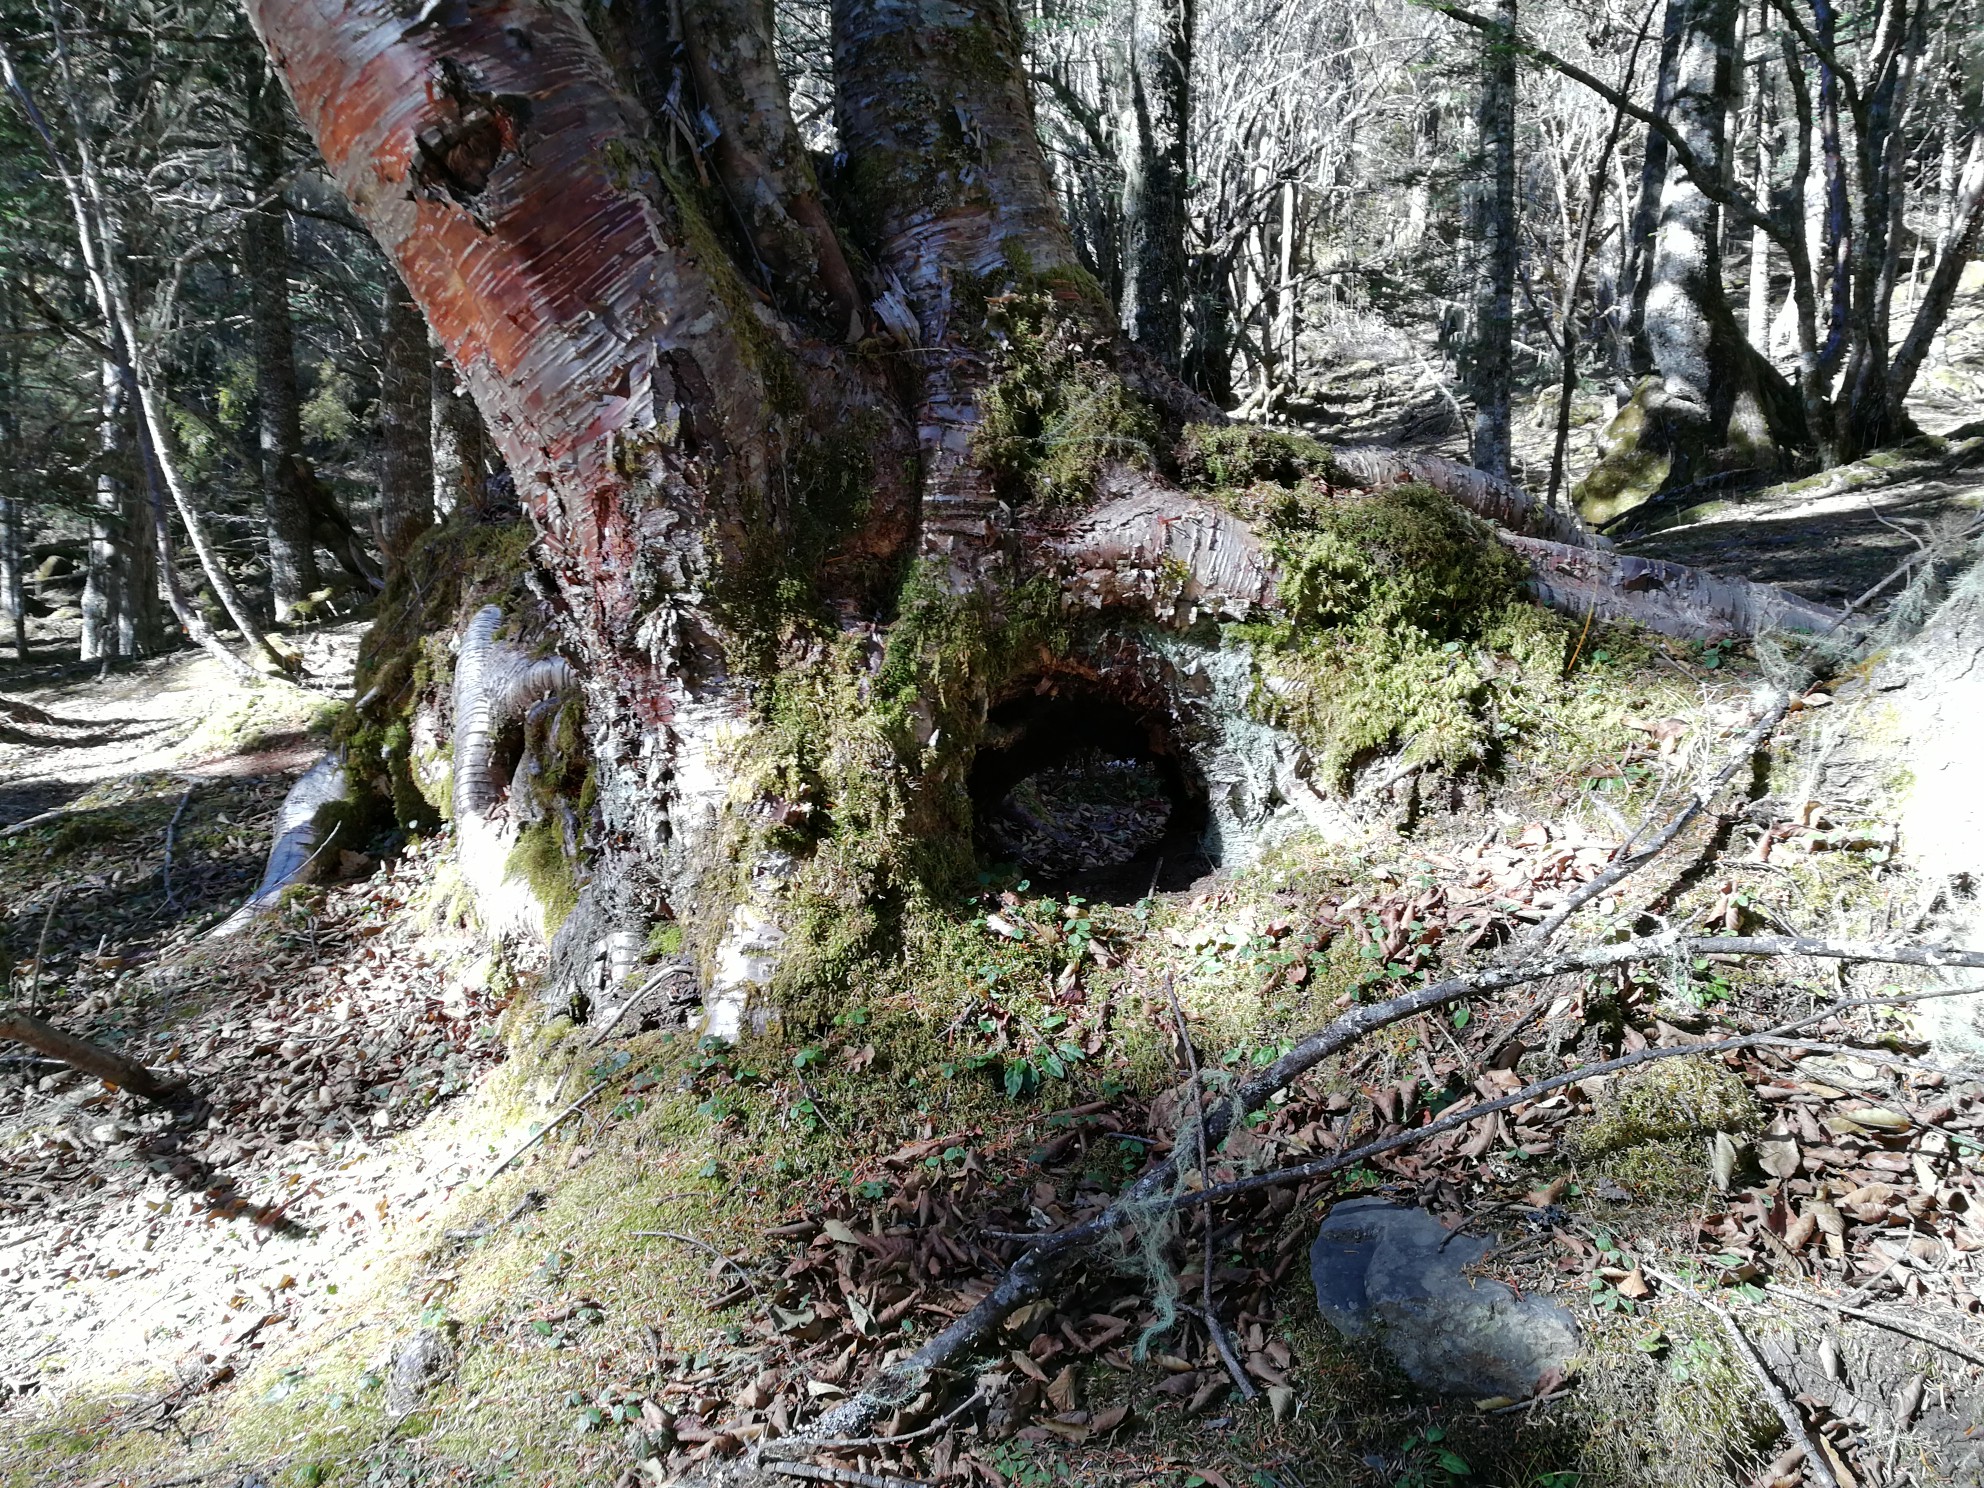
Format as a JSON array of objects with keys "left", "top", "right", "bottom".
[
  {"left": 0, "top": 1009, "right": 185, "bottom": 1102},
  {"left": 769, "top": 1462, "right": 934, "bottom": 1488},
  {"left": 162, "top": 785, "right": 194, "bottom": 909},
  {"left": 1523, "top": 688, "right": 1792, "bottom": 950},
  {"left": 482, "top": 1081, "right": 609, "bottom": 1183},
  {"left": 1643, "top": 1266, "right": 1840, "bottom": 1488},
  {"left": 761, "top": 1391, "right": 983, "bottom": 1464},
  {"left": 1160, "top": 972, "right": 1256, "bottom": 1402},
  {"left": 1763, "top": 1284, "right": 1984, "bottom": 1370},
  {"left": 586, "top": 963, "right": 690, "bottom": 1046}
]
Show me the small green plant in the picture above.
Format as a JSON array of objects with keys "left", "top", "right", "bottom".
[{"left": 1394, "top": 1425, "right": 1473, "bottom": 1486}]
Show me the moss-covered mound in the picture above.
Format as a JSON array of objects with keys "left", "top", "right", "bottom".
[
  {"left": 1570, "top": 1054, "right": 1763, "bottom": 1158},
  {"left": 1221, "top": 478, "right": 1566, "bottom": 791}
]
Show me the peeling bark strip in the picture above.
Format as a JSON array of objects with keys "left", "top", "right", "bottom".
[
  {"left": 450, "top": 604, "right": 577, "bottom": 824},
  {"left": 1330, "top": 445, "right": 1599, "bottom": 549},
  {"left": 1501, "top": 531, "right": 1847, "bottom": 639},
  {"left": 1049, "top": 468, "right": 1276, "bottom": 620}
]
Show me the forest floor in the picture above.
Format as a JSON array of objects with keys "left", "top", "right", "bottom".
[
  {"left": 3, "top": 295, "right": 1984, "bottom": 1488},
  {"left": 2, "top": 595, "right": 1982, "bottom": 1488}
]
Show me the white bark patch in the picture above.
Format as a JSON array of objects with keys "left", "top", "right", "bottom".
[{"left": 701, "top": 902, "right": 787, "bottom": 1042}]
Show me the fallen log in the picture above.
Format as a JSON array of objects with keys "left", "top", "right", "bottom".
[
  {"left": 1502, "top": 531, "right": 1848, "bottom": 639},
  {"left": 1331, "top": 445, "right": 1599, "bottom": 549},
  {"left": 0, "top": 1009, "right": 184, "bottom": 1102}
]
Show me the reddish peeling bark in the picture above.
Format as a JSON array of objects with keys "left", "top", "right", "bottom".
[{"left": 248, "top": 0, "right": 784, "bottom": 653}]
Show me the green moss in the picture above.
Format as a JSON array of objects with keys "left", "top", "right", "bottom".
[
  {"left": 1569, "top": 1055, "right": 1762, "bottom": 1157},
  {"left": 974, "top": 287, "right": 1158, "bottom": 507},
  {"left": 506, "top": 821, "right": 578, "bottom": 934},
  {"left": 646, "top": 922, "right": 683, "bottom": 958},
  {"left": 1174, "top": 424, "right": 1337, "bottom": 489},
  {"left": 1574, "top": 380, "right": 1672, "bottom": 526},
  {"left": 1229, "top": 482, "right": 1552, "bottom": 790}
]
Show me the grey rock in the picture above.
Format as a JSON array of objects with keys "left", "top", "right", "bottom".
[{"left": 1309, "top": 1198, "right": 1578, "bottom": 1399}]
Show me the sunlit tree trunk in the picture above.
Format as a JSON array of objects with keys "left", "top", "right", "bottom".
[
  {"left": 430, "top": 334, "right": 485, "bottom": 520},
  {"left": 1121, "top": 0, "right": 1193, "bottom": 370}
]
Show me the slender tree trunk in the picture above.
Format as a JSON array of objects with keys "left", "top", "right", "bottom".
[
  {"left": 1463, "top": 0, "right": 1517, "bottom": 479},
  {"left": 244, "top": 53, "right": 322, "bottom": 621},
  {"left": 1624, "top": 0, "right": 1687, "bottom": 376},
  {"left": 0, "top": 292, "right": 24, "bottom": 661},
  {"left": 1120, "top": 0, "right": 1193, "bottom": 370},
  {"left": 81, "top": 357, "right": 129, "bottom": 662},
  {"left": 378, "top": 275, "right": 433, "bottom": 563},
  {"left": 1746, "top": 43, "right": 1773, "bottom": 352}
]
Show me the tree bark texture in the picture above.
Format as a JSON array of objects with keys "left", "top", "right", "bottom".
[
  {"left": 1463, "top": 0, "right": 1516, "bottom": 480},
  {"left": 245, "top": 53, "right": 323, "bottom": 620},
  {"left": 378, "top": 272, "right": 434, "bottom": 563},
  {"left": 430, "top": 333, "right": 485, "bottom": 519},
  {"left": 1120, "top": 0, "right": 1193, "bottom": 370}
]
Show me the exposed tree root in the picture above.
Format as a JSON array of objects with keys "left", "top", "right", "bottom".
[
  {"left": 211, "top": 753, "right": 349, "bottom": 937},
  {"left": 450, "top": 604, "right": 579, "bottom": 825},
  {"left": 1501, "top": 532, "right": 1848, "bottom": 639}
]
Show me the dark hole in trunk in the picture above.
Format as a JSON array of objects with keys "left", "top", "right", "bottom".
[{"left": 968, "top": 690, "right": 1214, "bottom": 903}]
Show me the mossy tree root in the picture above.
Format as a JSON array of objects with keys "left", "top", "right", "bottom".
[{"left": 1501, "top": 532, "right": 1849, "bottom": 639}]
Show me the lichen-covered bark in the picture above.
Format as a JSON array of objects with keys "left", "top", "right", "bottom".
[
  {"left": 1462, "top": 0, "right": 1516, "bottom": 479},
  {"left": 832, "top": 0, "right": 1084, "bottom": 580},
  {"left": 667, "top": 0, "right": 864, "bottom": 334}
]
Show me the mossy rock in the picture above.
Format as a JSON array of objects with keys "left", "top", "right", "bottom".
[
  {"left": 1569, "top": 1054, "right": 1762, "bottom": 1159},
  {"left": 1574, "top": 379, "right": 1672, "bottom": 527}
]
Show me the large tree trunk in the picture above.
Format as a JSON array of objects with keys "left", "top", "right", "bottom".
[
  {"left": 1120, "top": 0, "right": 1193, "bottom": 371},
  {"left": 1462, "top": 0, "right": 1517, "bottom": 480},
  {"left": 245, "top": 54, "right": 323, "bottom": 621},
  {"left": 1573, "top": 0, "right": 1805, "bottom": 526}
]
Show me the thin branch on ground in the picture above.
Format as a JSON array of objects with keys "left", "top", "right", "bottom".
[
  {"left": 1162, "top": 971, "right": 1256, "bottom": 1402},
  {"left": 768, "top": 1462, "right": 935, "bottom": 1488},
  {"left": 162, "top": 785, "right": 194, "bottom": 909},
  {"left": 761, "top": 1391, "right": 984, "bottom": 1464},
  {"left": 1643, "top": 1266, "right": 1841, "bottom": 1488},
  {"left": 482, "top": 1081, "right": 609, "bottom": 1183},
  {"left": 1764, "top": 1284, "right": 1984, "bottom": 1369}
]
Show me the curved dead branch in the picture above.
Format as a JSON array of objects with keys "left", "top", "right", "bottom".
[
  {"left": 0, "top": 1009, "right": 185, "bottom": 1103},
  {"left": 1502, "top": 531, "right": 1849, "bottom": 639}
]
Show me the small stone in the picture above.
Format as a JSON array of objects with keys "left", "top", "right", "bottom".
[
  {"left": 1309, "top": 1199, "right": 1578, "bottom": 1399},
  {"left": 385, "top": 1328, "right": 453, "bottom": 1416}
]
